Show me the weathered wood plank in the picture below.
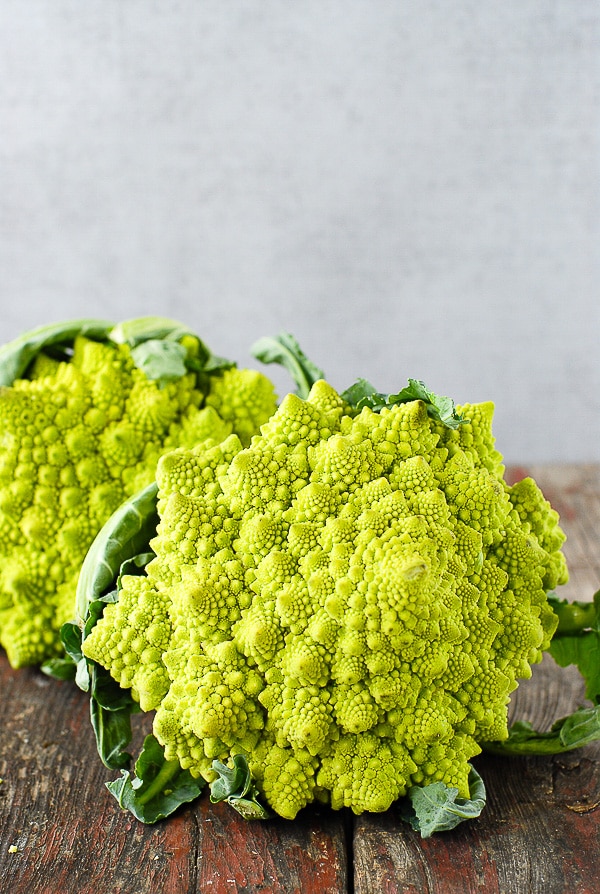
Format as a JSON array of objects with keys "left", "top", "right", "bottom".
[
  {"left": 0, "top": 659, "right": 349, "bottom": 894},
  {"left": 194, "top": 796, "right": 348, "bottom": 892}
]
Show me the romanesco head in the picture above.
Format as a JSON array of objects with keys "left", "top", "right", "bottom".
[
  {"left": 0, "top": 332, "right": 277, "bottom": 667},
  {"left": 83, "top": 380, "right": 567, "bottom": 819}
]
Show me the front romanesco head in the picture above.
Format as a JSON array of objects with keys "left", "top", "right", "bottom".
[
  {"left": 83, "top": 380, "right": 568, "bottom": 819},
  {"left": 0, "top": 334, "right": 277, "bottom": 667}
]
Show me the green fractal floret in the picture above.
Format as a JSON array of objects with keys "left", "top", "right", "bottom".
[
  {"left": 83, "top": 380, "right": 568, "bottom": 819},
  {"left": 0, "top": 328, "right": 277, "bottom": 667}
]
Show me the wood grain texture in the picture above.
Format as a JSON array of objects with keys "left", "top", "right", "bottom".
[
  {"left": 0, "top": 660, "right": 349, "bottom": 894},
  {"left": 0, "top": 464, "right": 598, "bottom": 893}
]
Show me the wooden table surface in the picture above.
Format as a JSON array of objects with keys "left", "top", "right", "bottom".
[{"left": 1, "top": 464, "right": 599, "bottom": 894}]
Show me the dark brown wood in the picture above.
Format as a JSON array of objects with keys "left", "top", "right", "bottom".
[
  {"left": 0, "top": 659, "right": 349, "bottom": 894},
  {"left": 0, "top": 464, "right": 599, "bottom": 893}
]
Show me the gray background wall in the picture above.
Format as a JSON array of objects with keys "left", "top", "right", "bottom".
[{"left": 1, "top": 1, "right": 598, "bottom": 463}]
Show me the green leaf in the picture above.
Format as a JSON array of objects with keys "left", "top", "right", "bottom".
[
  {"left": 109, "top": 316, "right": 233, "bottom": 382},
  {"left": 60, "top": 620, "right": 84, "bottom": 659},
  {"left": 209, "top": 754, "right": 270, "bottom": 820},
  {"left": 76, "top": 482, "right": 159, "bottom": 625},
  {"left": 39, "top": 621, "right": 90, "bottom": 688},
  {"left": 90, "top": 697, "right": 137, "bottom": 770},
  {"left": 116, "top": 551, "right": 155, "bottom": 591},
  {"left": 90, "top": 663, "right": 140, "bottom": 713},
  {"left": 40, "top": 655, "right": 78, "bottom": 681},
  {"left": 548, "top": 593, "right": 598, "bottom": 635},
  {"left": 482, "top": 705, "right": 600, "bottom": 756},
  {"left": 129, "top": 340, "right": 189, "bottom": 386},
  {"left": 108, "top": 316, "right": 195, "bottom": 348},
  {"left": 340, "top": 377, "right": 380, "bottom": 408},
  {"left": 342, "top": 377, "right": 467, "bottom": 430},
  {"left": 72, "top": 486, "right": 159, "bottom": 776},
  {"left": 394, "top": 379, "right": 467, "bottom": 429},
  {"left": 105, "top": 735, "right": 205, "bottom": 823},
  {"left": 549, "top": 632, "right": 600, "bottom": 705},
  {"left": 546, "top": 590, "right": 600, "bottom": 705},
  {"left": 559, "top": 705, "right": 600, "bottom": 747},
  {"left": 41, "top": 620, "right": 87, "bottom": 681},
  {"left": 399, "top": 766, "right": 486, "bottom": 838},
  {"left": 251, "top": 332, "right": 325, "bottom": 399},
  {"left": 0, "top": 319, "right": 114, "bottom": 386}
]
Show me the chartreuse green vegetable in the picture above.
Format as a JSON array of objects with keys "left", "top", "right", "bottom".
[
  {"left": 0, "top": 318, "right": 277, "bottom": 668},
  {"left": 74, "top": 362, "right": 599, "bottom": 836}
]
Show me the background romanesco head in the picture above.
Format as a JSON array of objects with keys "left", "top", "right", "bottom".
[
  {"left": 83, "top": 379, "right": 568, "bottom": 820},
  {"left": 0, "top": 319, "right": 277, "bottom": 668}
]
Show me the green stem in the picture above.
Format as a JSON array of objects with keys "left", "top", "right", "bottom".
[
  {"left": 482, "top": 737, "right": 572, "bottom": 756},
  {"left": 136, "top": 759, "right": 182, "bottom": 806},
  {"left": 553, "top": 600, "right": 597, "bottom": 635}
]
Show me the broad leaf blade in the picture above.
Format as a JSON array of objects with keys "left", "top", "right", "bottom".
[
  {"left": 399, "top": 766, "right": 486, "bottom": 838},
  {"left": 251, "top": 332, "right": 325, "bottom": 399},
  {"left": 0, "top": 319, "right": 114, "bottom": 386},
  {"left": 482, "top": 706, "right": 600, "bottom": 756},
  {"left": 548, "top": 590, "right": 600, "bottom": 705},
  {"left": 210, "top": 756, "right": 249, "bottom": 802},
  {"left": 106, "top": 735, "right": 205, "bottom": 823},
  {"left": 41, "top": 621, "right": 86, "bottom": 685},
  {"left": 547, "top": 594, "right": 598, "bottom": 635},
  {"left": 108, "top": 316, "right": 194, "bottom": 348},
  {"left": 550, "top": 632, "right": 600, "bottom": 704},
  {"left": 40, "top": 656, "right": 78, "bottom": 681},
  {"left": 129, "top": 340, "right": 188, "bottom": 386},
  {"left": 90, "top": 663, "right": 140, "bottom": 713},
  {"left": 90, "top": 698, "right": 136, "bottom": 770},
  {"left": 75, "top": 483, "right": 159, "bottom": 624},
  {"left": 559, "top": 705, "right": 600, "bottom": 748},
  {"left": 109, "top": 316, "right": 233, "bottom": 380},
  {"left": 342, "top": 377, "right": 467, "bottom": 430},
  {"left": 394, "top": 379, "right": 466, "bottom": 430},
  {"left": 209, "top": 754, "right": 270, "bottom": 819}
]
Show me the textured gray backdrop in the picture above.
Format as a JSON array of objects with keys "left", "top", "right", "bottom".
[{"left": 1, "top": 2, "right": 598, "bottom": 462}]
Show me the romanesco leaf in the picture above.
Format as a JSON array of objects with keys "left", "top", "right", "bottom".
[
  {"left": 40, "top": 655, "right": 78, "bottom": 681},
  {"left": 129, "top": 340, "right": 189, "bottom": 386},
  {"left": 106, "top": 734, "right": 205, "bottom": 823},
  {"left": 548, "top": 593, "right": 598, "bottom": 635},
  {"left": 0, "top": 319, "right": 113, "bottom": 385},
  {"left": 76, "top": 483, "right": 159, "bottom": 624},
  {"left": 210, "top": 754, "right": 270, "bottom": 820},
  {"left": 548, "top": 589, "right": 600, "bottom": 704},
  {"left": 251, "top": 332, "right": 325, "bottom": 399},
  {"left": 482, "top": 706, "right": 600, "bottom": 755},
  {"left": 108, "top": 317, "right": 193, "bottom": 348},
  {"left": 42, "top": 621, "right": 83, "bottom": 681},
  {"left": 549, "top": 633, "right": 600, "bottom": 705},
  {"left": 399, "top": 766, "right": 486, "bottom": 838},
  {"left": 91, "top": 698, "right": 136, "bottom": 770},
  {"left": 342, "top": 377, "right": 467, "bottom": 430}
]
